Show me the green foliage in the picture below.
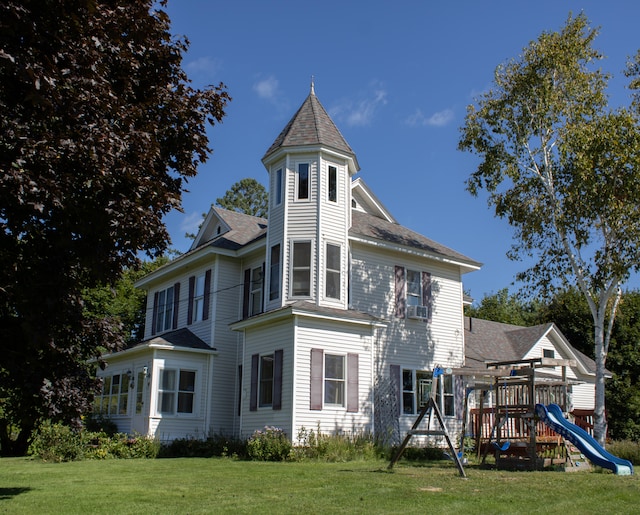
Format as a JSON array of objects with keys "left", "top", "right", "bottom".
[
  {"left": 607, "top": 440, "right": 640, "bottom": 465},
  {"left": 294, "top": 427, "right": 380, "bottom": 462},
  {"left": 458, "top": 11, "right": 640, "bottom": 444},
  {"left": 83, "top": 413, "right": 119, "bottom": 436},
  {"left": 215, "top": 178, "right": 268, "bottom": 218},
  {"left": 29, "top": 422, "right": 160, "bottom": 462},
  {"left": 159, "top": 434, "right": 247, "bottom": 459},
  {"left": 0, "top": 0, "right": 229, "bottom": 456},
  {"left": 246, "top": 427, "right": 292, "bottom": 461},
  {"left": 465, "top": 288, "right": 541, "bottom": 326}
]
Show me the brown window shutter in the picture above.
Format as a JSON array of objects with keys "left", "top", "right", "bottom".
[
  {"left": 394, "top": 266, "right": 406, "bottom": 318},
  {"left": 187, "top": 276, "right": 195, "bottom": 325},
  {"left": 347, "top": 353, "right": 359, "bottom": 413},
  {"left": 310, "top": 348, "right": 323, "bottom": 410},
  {"left": 273, "top": 349, "right": 283, "bottom": 410},
  {"left": 390, "top": 364, "right": 401, "bottom": 417},
  {"left": 250, "top": 354, "right": 259, "bottom": 411},
  {"left": 172, "top": 282, "right": 180, "bottom": 329},
  {"left": 151, "top": 291, "right": 159, "bottom": 335},
  {"left": 202, "top": 269, "right": 211, "bottom": 321},
  {"left": 242, "top": 268, "right": 251, "bottom": 319},
  {"left": 421, "top": 271, "right": 432, "bottom": 322}
]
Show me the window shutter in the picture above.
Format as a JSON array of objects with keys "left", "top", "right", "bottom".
[
  {"left": 203, "top": 269, "right": 211, "bottom": 321},
  {"left": 394, "top": 266, "right": 406, "bottom": 318},
  {"left": 250, "top": 354, "right": 259, "bottom": 411},
  {"left": 242, "top": 268, "right": 251, "bottom": 319},
  {"left": 172, "top": 282, "right": 180, "bottom": 329},
  {"left": 347, "top": 353, "right": 359, "bottom": 413},
  {"left": 390, "top": 364, "right": 401, "bottom": 417},
  {"left": 237, "top": 365, "right": 243, "bottom": 416},
  {"left": 151, "top": 292, "right": 159, "bottom": 335},
  {"left": 187, "top": 276, "right": 195, "bottom": 325},
  {"left": 260, "top": 262, "right": 266, "bottom": 313},
  {"left": 273, "top": 349, "right": 283, "bottom": 410},
  {"left": 310, "top": 348, "right": 323, "bottom": 410},
  {"left": 421, "top": 271, "right": 432, "bottom": 322}
]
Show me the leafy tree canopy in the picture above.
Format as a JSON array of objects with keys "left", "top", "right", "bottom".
[
  {"left": 216, "top": 178, "right": 268, "bottom": 218},
  {"left": 0, "top": 0, "right": 230, "bottom": 455},
  {"left": 458, "top": 12, "right": 640, "bottom": 443}
]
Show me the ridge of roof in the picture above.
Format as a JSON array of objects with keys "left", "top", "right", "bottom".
[{"left": 262, "top": 90, "right": 356, "bottom": 163}]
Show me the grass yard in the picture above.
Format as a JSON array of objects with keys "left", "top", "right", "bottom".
[{"left": 0, "top": 457, "right": 637, "bottom": 514}]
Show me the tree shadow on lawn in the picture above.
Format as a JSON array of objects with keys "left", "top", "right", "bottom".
[{"left": 0, "top": 487, "right": 32, "bottom": 500}]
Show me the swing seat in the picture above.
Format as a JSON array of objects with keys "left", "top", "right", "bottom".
[{"left": 492, "top": 441, "right": 510, "bottom": 452}]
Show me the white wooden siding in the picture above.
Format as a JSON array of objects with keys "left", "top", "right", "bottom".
[
  {"left": 240, "top": 320, "right": 295, "bottom": 438},
  {"left": 292, "top": 317, "right": 374, "bottom": 440}
]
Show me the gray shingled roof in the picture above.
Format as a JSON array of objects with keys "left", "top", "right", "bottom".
[
  {"left": 464, "top": 317, "right": 598, "bottom": 374},
  {"left": 131, "top": 328, "right": 213, "bottom": 351},
  {"left": 263, "top": 90, "right": 356, "bottom": 163},
  {"left": 350, "top": 210, "right": 481, "bottom": 267},
  {"left": 207, "top": 207, "right": 267, "bottom": 251}
]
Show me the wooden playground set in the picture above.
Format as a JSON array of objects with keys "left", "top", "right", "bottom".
[{"left": 390, "top": 357, "right": 596, "bottom": 475}]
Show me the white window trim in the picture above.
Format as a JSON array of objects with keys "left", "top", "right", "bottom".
[
  {"left": 250, "top": 266, "right": 263, "bottom": 316},
  {"left": 295, "top": 162, "right": 310, "bottom": 202},
  {"left": 324, "top": 241, "right": 341, "bottom": 301},
  {"left": 193, "top": 274, "right": 205, "bottom": 322},
  {"left": 327, "top": 164, "right": 338, "bottom": 203},
  {"left": 156, "top": 367, "right": 198, "bottom": 417},
  {"left": 290, "top": 240, "right": 313, "bottom": 298},
  {"left": 268, "top": 244, "right": 281, "bottom": 301},
  {"left": 258, "top": 353, "right": 275, "bottom": 408},
  {"left": 401, "top": 368, "right": 455, "bottom": 418},
  {"left": 95, "top": 372, "right": 131, "bottom": 417},
  {"left": 155, "top": 285, "right": 175, "bottom": 333},
  {"left": 324, "top": 353, "right": 346, "bottom": 409},
  {"left": 274, "top": 168, "right": 283, "bottom": 206}
]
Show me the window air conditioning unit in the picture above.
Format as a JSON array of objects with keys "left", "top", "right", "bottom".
[{"left": 407, "top": 305, "right": 428, "bottom": 319}]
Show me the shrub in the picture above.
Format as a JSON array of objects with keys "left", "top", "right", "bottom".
[
  {"left": 247, "top": 427, "right": 292, "bottom": 461},
  {"left": 83, "top": 413, "right": 118, "bottom": 436},
  {"left": 158, "top": 433, "right": 247, "bottom": 458},
  {"left": 607, "top": 440, "right": 640, "bottom": 465},
  {"left": 29, "top": 422, "right": 84, "bottom": 462},
  {"left": 294, "top": 426, "right": 380, "bottom": 462}
]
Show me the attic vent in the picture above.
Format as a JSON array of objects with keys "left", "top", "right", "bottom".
[
  {"left": 352, "top": 199, "right": 357, "bottom": 208},
  {"left": 217, "top": 225, "right": 221, "bottom": 235}
]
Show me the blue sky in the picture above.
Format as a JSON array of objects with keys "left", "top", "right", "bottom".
[{"left": 163, "top": 0, "right": 640, "bottom": 303}]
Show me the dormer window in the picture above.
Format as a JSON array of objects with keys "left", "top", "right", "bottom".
[{"left": 297, "top": 163, "right": 309, "bottom": 200}]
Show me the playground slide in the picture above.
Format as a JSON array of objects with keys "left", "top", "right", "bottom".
[{"left": 535, "top": 403, "right": 633, "bottom": 476}]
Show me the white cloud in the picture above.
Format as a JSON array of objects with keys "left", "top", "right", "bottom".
[
  {"left": 180, "top": 211, "right": 205, "bottom": 236},
  {"left": 330, "top": 82, "right": 388, "bottom": 127},
  {"left": 405, "top": 108, "right": 454, "bottom": 128},
  {"left": 185, "top": 56, "right": 221, "bottom": 79},
  {"left": 253, "top": 75, "right": 280, "bottom": 100}
]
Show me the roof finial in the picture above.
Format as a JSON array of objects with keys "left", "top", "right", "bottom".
[{"left": 310, "top": 75, "right": 315, "bottom": 95}]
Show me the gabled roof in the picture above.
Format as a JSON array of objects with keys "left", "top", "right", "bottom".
[
  {"left": 351, "top": 178, "right": 397, "bottom": 223},
  {"left": 205, "top": 206, "right": 267, "bottom": 251},
  {"left": 464, "top": 317, "right": 602, "bottom": 376},
  {"left": 349, "top": 210, "right": 481, "bottom": 273},
  {"left": 262, "top": 85, "right": 359, "bottom": 171}
]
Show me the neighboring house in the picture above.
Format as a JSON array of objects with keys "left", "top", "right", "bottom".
[
  {"left": 95, "top": 84, "right": 597, "bottom": 445},
  {"left": 464, "top": 317, "right": 604, "bottom": 411}
]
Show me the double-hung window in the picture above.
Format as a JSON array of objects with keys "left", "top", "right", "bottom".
[
  {"left": 406, "top": 270, "right": 421, "bottom": 308},
  {"left": 95, "top": 372, "right": 130, "bottom": 416},
  {"left": 250, "top": 266, "right": 263, "bottom": 316},
  {"left": 325, "top": 243, "right": 341, "bottom": 300},
  {"left": 192, "top": 274, "right": 205, "bottom": 322},
  {"left": 297, "top": 163, "right": 309, "bottom": 200},
  {"left": 292, "top": 241, "right": 311, "bottom": 297},
  {"left": 158, "top": 369, "right": 196, "bottom": 415},
  {"left": 269, "top": 244, "right": 281, "bottom": 301},
  {"left": 155, "top": 285, "right": 175, "bottom": 333},
  {"left": 394, "top": 266, "right": 431, "bottom": 320},
  {"left": 324, "top": 354, "right": 345, "bottom": 406},
  {"left": 259, "top": 354, "right": 274, "bottom": 407}
]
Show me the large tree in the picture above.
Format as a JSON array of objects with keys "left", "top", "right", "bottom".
[
  {"left": 459, "top": 13, "right": 640, "bottom": 444},
  {"left": 0, "top": 0, "right": 229, "bottom": 455},
  {"left": 216, "top": 178, "right": 268, "bottom": 218}
]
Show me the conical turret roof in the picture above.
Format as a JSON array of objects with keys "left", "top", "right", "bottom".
[{"left": 263, "top": 83, "right": 359, "bottom": 170}]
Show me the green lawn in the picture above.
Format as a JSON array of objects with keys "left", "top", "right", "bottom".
[{"left": 0, "top": 457, "right": 637, "bottom": 514}]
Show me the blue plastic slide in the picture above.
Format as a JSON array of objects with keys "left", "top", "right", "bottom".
[{"left": 535, "top": 403, "right": 633, "bottom": 476}]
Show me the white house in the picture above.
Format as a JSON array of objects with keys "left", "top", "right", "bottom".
[{"left": 95, "top": 84, "right": 597, "bottom": 444}]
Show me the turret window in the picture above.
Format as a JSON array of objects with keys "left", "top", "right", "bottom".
[
  {"left": 297, "top": 163, "right": 309, "bottom": 200},
  {"left": 325, "top": 243, "right": 341, "bottom": 300},
  {"left": 292, "top": 241, "right": 311, "bottom": 296},
  {"left": 275, "top": 168, "right": 282, "bottom": 205},
  {"left": 328, "top": 166, "right": 337, "bottom": 202}
]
